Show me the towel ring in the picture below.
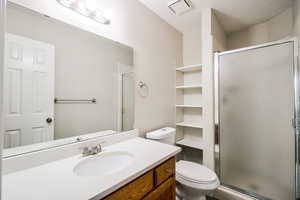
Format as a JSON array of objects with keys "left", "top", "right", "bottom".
[{"left": 137, "top": 81, "right": 149, "bottom": 97}]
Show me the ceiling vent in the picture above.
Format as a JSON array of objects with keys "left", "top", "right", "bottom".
[{"left": 168, "top": 0, "right": 192, "bottom": 15}]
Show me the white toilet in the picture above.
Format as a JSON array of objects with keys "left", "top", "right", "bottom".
[{"left": 146, "top": 127, "right": 220, "bottom": 200}]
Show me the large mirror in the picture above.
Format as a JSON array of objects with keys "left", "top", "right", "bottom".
[{"left": 3, "top": 2, "right": 135, "bottom": 157}]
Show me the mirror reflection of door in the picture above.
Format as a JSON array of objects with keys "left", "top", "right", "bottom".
[{"left": 3, "top": 33, "right": 55, "bottom": 148}]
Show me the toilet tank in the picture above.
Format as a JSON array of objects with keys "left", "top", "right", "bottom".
[{"left": 146, "top": 127, "right": 176, "bottom": 145}]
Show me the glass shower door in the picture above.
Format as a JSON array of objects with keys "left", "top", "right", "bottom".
[{"left": 217, "top": 41, "right": 297, "bottom": 200}]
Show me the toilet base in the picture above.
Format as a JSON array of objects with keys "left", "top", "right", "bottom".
[{"left": 176, "top": 182, "right": 215, "bottom": 200}]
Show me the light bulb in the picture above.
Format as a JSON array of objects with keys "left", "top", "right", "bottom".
[{"left": 56, "top": 0, "right": 110, "bottom": 25}]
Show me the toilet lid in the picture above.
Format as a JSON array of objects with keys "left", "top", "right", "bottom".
[{"left": 176, "top": 160, "right": 218, "bottom": 184}]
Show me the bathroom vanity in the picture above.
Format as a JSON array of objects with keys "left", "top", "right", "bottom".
[
  {"left": 3, "top": 133, "right": 181, "bottom": 200},
  {"left": 102, "top": 157, "right": 176, "bottom": 200}
]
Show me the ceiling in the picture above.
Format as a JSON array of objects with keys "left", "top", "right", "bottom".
[{"left": 138, "top": 0, "right": 293, "bottom": 34}]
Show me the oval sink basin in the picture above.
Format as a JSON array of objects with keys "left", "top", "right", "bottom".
[{"left": 74, "top": 151, "right": 134, "bottom": 177}]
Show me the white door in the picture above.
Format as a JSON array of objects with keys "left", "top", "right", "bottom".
[{"left": 4, "top": 33, "right": 55, "bottom": 148}]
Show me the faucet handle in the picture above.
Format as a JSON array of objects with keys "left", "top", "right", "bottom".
[
  {"left": 82, "top": 147, "right": 91, "bottom": 157},
  {"left": 96, "top": 144, "right": 102, "bottom": 150},
  {"left": 91, "top": 144, "right": 102, "bottom": 154},
  {"left": 81, "top": 144, "right": 102, "bottom": 157}
]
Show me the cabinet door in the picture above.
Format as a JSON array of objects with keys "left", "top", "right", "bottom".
[
  {"left": 143, "top": 177, "right": 175, "bottom": 200},
  {"left": 154, "top": 157, "right": 175, "bottom": 186},
  {"left": 103, "top": 170, "right": 154, "bottom": 200}
]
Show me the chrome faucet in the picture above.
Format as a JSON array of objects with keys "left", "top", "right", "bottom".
[{"left": 82, "top": 144, "right": 102, "bottom": 157}]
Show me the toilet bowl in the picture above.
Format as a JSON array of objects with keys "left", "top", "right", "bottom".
[
  {"left": 146, "top": 127, "right": 220, "bottom": 200},
  {"left": 176, "top": 160, "right": 219, "bottom": 200}
]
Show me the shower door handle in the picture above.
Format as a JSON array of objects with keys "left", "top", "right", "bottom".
[
  {"left": 292, "top": 118, "right": 296, "bottom": 128},
  {"left": 292, "top": 118, "right": 300, "bottom": 132}
]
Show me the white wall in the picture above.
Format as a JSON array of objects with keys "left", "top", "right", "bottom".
[
  {"left": 212, "top": 12, "right": 227, "bottom": 52},
  {"left": 201, "top": 8, "right": 215, "bottom": 170},
  {"left": 183, "top": 27, "right": 202, "bottom": 65},
  {"left": 227, "top": 8, "right": 293, "bottom": 50},
  {"left": 293, "top": 0, "right": 300, "bottom": 37},
  {"left": 9, "top": 0, "right": 183, "bottom": 135}
]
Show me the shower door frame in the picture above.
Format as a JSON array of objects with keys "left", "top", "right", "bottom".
[{"left": 214, "top": 38, "right": 299, "bottom": 200}]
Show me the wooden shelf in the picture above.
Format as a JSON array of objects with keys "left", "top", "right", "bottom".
[
  {"left": 176, "top": 85, "right": 202, "bottom": 89},
  {"left": 176, "top": 64, "right": 202, "bottom": 72},
  {"left": 176, "top": 122, "right": 203, "bottom": 129},
  {"left": 176, "top": 105, "right": 202, "bottom": 108},
  {"left": 176, "top": 63, "right": 204, "bottom": 158},
  {"left": 176, "top": 138, "right": 204, "bottom": 150}
]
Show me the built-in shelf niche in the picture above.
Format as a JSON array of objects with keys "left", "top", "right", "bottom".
[
  {"left": 176, "top": 126, "right": 204, "bottom": 150},
  {"left": 176, "top": 105, "right": 202, "bottom": 108},
  {"left": 176, "top": 107, "right": 202, "bottom": 125},
  {"left": 176, "top": 88, "right": 202, "bottom": 107},
  {"left": 176, "top": 64, "right": 202, "bottom": 72},
  {"left": 176, "top": 122, "right": 203, "bottom": 129},
  {"left": 176, "top": 65, "right": 202, "bottom": 85},
  {"left": 175, "top": 64, "right": 203, "bottom": 152},
  {"left": 176, "top": 85, "right": 202, "bottom": 89}
]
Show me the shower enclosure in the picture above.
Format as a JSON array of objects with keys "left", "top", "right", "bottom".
[{"left": 215, "top": 39, "right": 299, "bottom": 200}]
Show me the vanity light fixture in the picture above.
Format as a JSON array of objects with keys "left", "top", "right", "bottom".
[{"left": 56, "top": 0, "right": 110, "bottom": 24}]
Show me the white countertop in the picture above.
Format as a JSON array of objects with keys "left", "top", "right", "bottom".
[{"left": 2, "top": 137, "right": 181, "bottom": 200}]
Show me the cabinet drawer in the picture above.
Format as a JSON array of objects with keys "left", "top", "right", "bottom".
[
  {"left": 103, "top": 170, "right": 154, "bottom": 200},
  {"left": 154, "top": 157, "right": 175, "bottom": 186}
]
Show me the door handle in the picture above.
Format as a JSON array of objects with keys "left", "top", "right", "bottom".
[{"left": 46, "top": 117, "right": 53, "bottom": 124}]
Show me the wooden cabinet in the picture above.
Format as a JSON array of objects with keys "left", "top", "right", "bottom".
[
  {"left": 154, "top": 157, "right": 175, "bottom": 186},
  {"left": 102, "top": 157, "right": 176, "bottom": 200},
  {"left": 103, "top": 171, "right": 154, "bottom": 200},
  {"left": 143, "top": 177, "right": 176, "bottom": 200}
]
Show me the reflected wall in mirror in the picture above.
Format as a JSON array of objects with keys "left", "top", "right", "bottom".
[{"left": 4, "top": 2, "right": 134, "bottom": 155}]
